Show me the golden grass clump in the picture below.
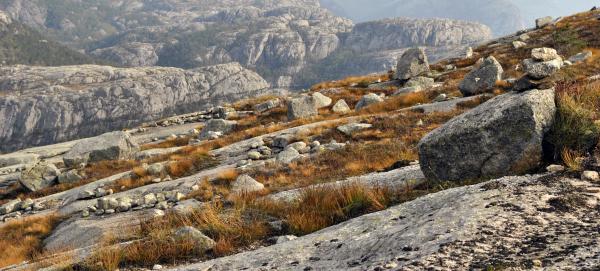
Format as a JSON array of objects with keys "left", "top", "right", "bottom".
[{"left": 0, "top": 213, "right": 62, "bottom": 268}]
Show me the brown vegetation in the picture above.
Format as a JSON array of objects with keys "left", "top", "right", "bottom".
[{"left": 0, "top": 213, "right": 62, "bottom": 268}]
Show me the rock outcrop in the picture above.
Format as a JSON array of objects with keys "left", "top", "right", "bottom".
[
  {"left": 0, "top": 63, "right": 270, "bottom": 152},
  {"left": 395, "top": 48, "right": 430, "bottom": 80},
  {"left": 63, "top": 131, "right": 139, "bottom": 167},
  {"left": 171, "top": 173, "right": 600, "bottom": 270},
  {"left": 418, "top": 88, "right": 556, "bottom": 182}
]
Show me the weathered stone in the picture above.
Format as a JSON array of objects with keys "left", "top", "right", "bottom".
[
  {"left": 254, "top": 98, "right": 282, "bottom": 113},
  {"left": 287, "top": 142, "right": 307, "bottom": 151},
  {"left": 531, "top": 48, "right": 560, "bottom": 61},
  {"left": 63, "top": 131, "right": 140, "bottom": 167},
  {"left": 276, "top": 148, "right": 301, "bottom": 164},
  {"left": 418, "top": 88, "right": 556, "bottom": 182},
  {"left": 147, "top": 163, "right": 165, "bottom": 175},
  {"left": 58, "top": 169, "right": 83, "bottom": 184},
  {"left": 287, "top": 96, "right": 318, "bottom": 120},
  {"left": 458, "top": 56, "right": 503, "bottom": 96},
  {"left": 392, "top": 86, "right": 422, "bottom": 96},
  {"left": 0, "top": 199, "right": 21, "bottom": 215},
  {"left": 19, "top": 198, "right": 34, "bottom": 210},
  {"left": 19, "top": 162, "right": 60, "bottom": 192},
  {"left": 143, "top": 193, "right": 158, "bottom": 205},
  {"left": 337, "top": 123, "right": 373, "bottom": 136},
  {"left": 0, "top": 153, "right": 40, "bottom": 168},
  {"left": 355, "top": 93, "right": 384, "bottom": 111},
  {"left": 332, "top": 99, "right": 351, "bottom": 114},
  {"left": 582, "top": 171, "right": 600, "bottom": 182},
  {"left": 523, "top": 58, "right": 562, "bottom": 79},
  {"left": 247, "top": 151, "right": 262, "bottom": 160},
  {"left": 395, "top": 48, "right": 430, "bottom": 80},
  {"left": 568, "top": 51, "right": 593, "bottom": 63},
  {"left": 512, "top": 40, "right": 527, "bottom": 49},
  {"left": 214, "top": 106, "right": 236, "bottom": 119},
  {"left": 173, "top": 226, "right": 216, "bottom": 252},
  {"left": 172, "top": 199, "right": 204, "bottom": 216},
  {"left": 536, "top": 16, "right": 553, "bottom": 29},
  {"left": 312, "top": 92, "right": 333, "bottom": 108},
  {"left": 231, "top": 175, "right": 265, "bottom": 194},
  {"left": 546, "top": 165, "right": 565, "bottom": 173},
  {"left": 513, "top": 76, "right": 542, "bottom": 92},
  {"left": 272, "top": 134, "right": 294, "bottom": 148},
  {"left": 405, "top": 76, "right": 434, "bottom": 89},
  {"left": 199, "top": 119, "right": 238, "bottom": 140}
]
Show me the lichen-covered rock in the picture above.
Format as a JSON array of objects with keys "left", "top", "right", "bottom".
[
  {"left": 63, "top": 131, "right": 139, "bottom": 167},
  {"left": 19, "top": 162, "right": 60, "bottom": 192},
  {"left": 287, "top": 96, "right": 318, "bottom": 120},
  {"left": 404, "top": 76, "right": 434, "bottom": 89},
  {"left": 337, "top": 123, "right": 373, "bottom": 136},
  {"left": 531, "top": 47, "right": 560, "bottom": 61},
  {"left": 58, "top": 169, "right": 83, "bottom": 184},
  {"left": 395, "top": 48, "right": 430, "bottom": 80},
  {"left": 418, "top": 88, "right": 556, "bottom": 182},
  {"left": 458, "top": 56, "right": 503, "bottom": 96},
  {"left": 522, "top": 58, "right": 562, "bottom": 79},
  {"left": 0, "top": 198, "right": 21, "bottom": 215}
]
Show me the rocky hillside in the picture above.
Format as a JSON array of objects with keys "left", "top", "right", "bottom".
[
  {"left": 1, "top": 7, "right": 600, "bottom": 271},
  {"left": 0, "top": 0, "right": 492, "bottom": 87},
  {"left": 0, "top": 10, "right": 102, "bottom": 66},
  {"left": 0, "top": 63, "right": 272, "bottom": 152}
]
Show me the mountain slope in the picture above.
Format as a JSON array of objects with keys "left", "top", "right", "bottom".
[{"left": 0, "top": 10, "right": 102, "bottom": 66}]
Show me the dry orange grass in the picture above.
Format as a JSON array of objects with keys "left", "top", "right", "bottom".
[
  {"left": 311, "top": 73, "right": 391, "bottom": 91},
  {"left": 83, "top": 204, "right": 269, "bottom": 268},
  {"left": 0, "top": 213, "right": 62, "bottom": 268}
]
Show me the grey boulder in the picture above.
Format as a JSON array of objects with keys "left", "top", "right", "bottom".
[
  {"left": 332, "top": 99, "right": 351, "bottom": 114},
  {"left": 58, "top": 169, "right": 83, "bottom": 184},
  {"left": 355, "top": 93, "right": 384, "bottom": 111},
  {"left": 458, "top": 56, "right": 503, "bottom": 96},
  {"left": 0, "top": 198, "right": 22, "bottom": 215},
  {"left": 337, "top": 123, "right": 373, "bottom": 136},
  {"left": 395, "top": 48, "right": 430, "bottom": 80},
  {"left": 199, "top": 119, "right": 238, "bottom": 140},
  {"left": 173, "top": 226, "right": 216, "bottom": 253},
  {"left": 568, "top": 51, "right": 592, "bottom": 63},
  {"left": 287, "top": 96, "right": 318, "bottom": 120},
  {"left": 231, "top": 175, "right": 265, "bottom": 194},
  {"left": 63, "top": 131, "right": 139, "bottom": 167},
  {"left": 276, "top": 148, "right": 301, "bottom": 164},
  {"left": 19, "top": 162, "right": 60, "bottom": 192},
  {"left": 312, "top": 92, "right": 333, "bottom": 109},
  {"left": 523, "top": 58, "right": 562, "bottom": 79},
  {"left": 405, "top": 76, "right": 434, "bottom": 89},
  {"left": 418, "top": 88, "right": 556, "bottom": 182},
  {"left": 0, "top": 153, "right": 40, "bottom": 168},
  {"left": 536, "top": 16, "right": 553, "bottom": 28},
  {"left": 254, "top": 98, "right": 282, "bottom": 113}
]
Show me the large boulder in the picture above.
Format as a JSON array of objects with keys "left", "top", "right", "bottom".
[
  {"left": 63, "top": 131, "right": 139, "bottom": 167},
  {"left": 418, "top": 88, "right": 556, "bottom": 182},
  {"left": 531, "top": 48, "right": 560, "bottom": 61},
  {"left": 287, "top": 96, "right": 318, "bottom": 120},
  {"left": 332, "top": 99, "right": 351, "bottom": 114},
  {"left": 199, "top": 119, "right": 238, "bottom": 140},
  {"left": 395, "top": 48, "right": 430, "bottom": 80},
  {"left": 458, "top": 56, "right": 503, "bottom": 96},
  {"left": 19, "top": 162, "right": 60, "bottom": 192}
]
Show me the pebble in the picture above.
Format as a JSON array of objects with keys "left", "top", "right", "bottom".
[{"left": 546, "top": 164, "right": 565, "bottom": 173}]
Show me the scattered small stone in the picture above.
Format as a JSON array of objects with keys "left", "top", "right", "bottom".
[
  {"left": 312, "top": 92, "right": 332, "bottom": 109},
  {"left": 156, "top": 201, "right": 169, "bottom": 210},
  {"left": 416, "top": 119, "right": 424, "bottom": 126},
  {"left": 173, "top": 226, "right": 216, "bottom": 252},
  {"left": 276, "top": 148, "right": 301, "bottom": 164},
  {"left": 512, "top": 40, "right": 527, "bottom": 49},
  {"left": 153, "top": 264, "right": 163, "bottom": 270},
  {"left": 287, "top": 142, "right": 307, "bottom": 151},
  {"left": 81, "top": 209, "right": 90, "bottom": 218}
]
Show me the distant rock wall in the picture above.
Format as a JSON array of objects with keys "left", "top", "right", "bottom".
[{"left": 0, "top": 63, "right": 270, "bottom": 152}]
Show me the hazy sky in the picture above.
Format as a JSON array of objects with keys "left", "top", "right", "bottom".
[{"left": 512, "top": 0, "right": 599, "bottom": 24}]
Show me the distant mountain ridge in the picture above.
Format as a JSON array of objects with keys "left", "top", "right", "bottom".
[{"left": 0, "top": 10, "right": 103, "bottom": 67}]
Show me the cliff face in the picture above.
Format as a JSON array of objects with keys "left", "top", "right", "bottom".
[{"left": 0, "top": 63, "right": 270, "bottom": 152}]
